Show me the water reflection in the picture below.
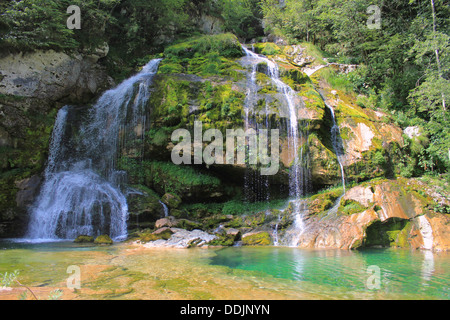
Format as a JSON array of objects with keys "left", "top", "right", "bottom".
[
  {"left": 421, "top": 250, "right": 435, "bottom": 283},
  {"left": 210, "top": 247, "right": 450, "bottom": 299}
]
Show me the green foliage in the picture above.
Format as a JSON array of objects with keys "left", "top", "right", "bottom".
[
  {"left": 1, "top": 0, "right": 78, "bottom": 51},
  {"left": 164, "top": 33, "right": 243, "bottom": 60},
  {"left": 338, "top": 199, "right": 367, "bottom": 215},
  {"left": 259, "top": 0, "right": 450, "bottom": 175},
  {"left": 253, "top": 42, "right": 281, "bottom": 56},
  {"left": 127, "top": 160, "right": 221, "bottom": 195},
  {"left": 218, "top": 0, "right": 264, "bottom": 40},
  {"left": 0, "top": 270, "right": 19, "bottom": 287},
  {"left": 315, "top": 68, "right": 353, "bottom": 95},
  {"left": 1, "top": 0, "right": 120, "bottom": 52}
]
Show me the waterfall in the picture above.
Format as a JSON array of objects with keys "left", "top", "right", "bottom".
[
  {"left": 325, "top": 102, "right": 346, "bottom": 194},
  {"left": 26, "top": 59, "right": 162, "bottom": 242},
  {"left": 242, "top": 46, "right": 307, "bottom": 196},
  {"left": 316, "top": 87, "right": 346, "bottom": 194},
  {"left": 241, "top": 45, "right": 310, "bottom": 245},
  {"left": 418, "top": 215, "right": 434, "bottom": 250},
  {"left": 159, "top": 201, "right": 169, "bottom": 217}
]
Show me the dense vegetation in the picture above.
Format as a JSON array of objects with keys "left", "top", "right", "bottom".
[
  {"left": 259, "top": 0, "right": 449, "bottom": 177},
  {"left": 0, "top": 0, "right": 448, "bottom": 179}
]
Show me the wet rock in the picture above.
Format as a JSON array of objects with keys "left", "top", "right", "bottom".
[
  {"left": 242, "top": 231, "right": 272, "bottom": 246},
  {"left": 290, "top": 178, "right": 450, "bottom": 251},
  {"left": 152, "top": 227, "right": 174, "bottom": 240},
  {"left": 15, "top": 175, "right": 41, "bottom": 209},
  {"left": 74, "top": 235, "right": 94, "bottom": 243},
  {"left": 155, "top": 216, "right": 178, "bottom": 229},
  {"left": 161, "top": 193, "right": 182, "bottom": 209},
  {"left": 142, "top": 228, "right": 217, "bottom": 248}
]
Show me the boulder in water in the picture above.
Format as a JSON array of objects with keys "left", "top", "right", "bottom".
[
  {"left": 152, "top": 227, "right": 174, "bottom": 240},
  {"left": 242, "top": 231, "right": 272, "bottom": 246},
  {"left": 74, "top": 235, "right": 94, "bottom": 243},
  {"left": 94, "top": 234, "right": 113, "bottom": 245}
]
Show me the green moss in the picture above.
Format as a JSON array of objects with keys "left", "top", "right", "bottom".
[
  {"left": 345, "top": 149, "right": 390, "bottom": 183},
  {"left": 308, "top": 186, "right": 344, "bottom": 215},
  {"left": 164, "top": 33, "right": 243, "bottom": 60},
  {"left": 208, "top": 232, "right": 237, "bottom": 246},
  {"left": 94, "top": 234, "right": 113, "bottom": 245},
  {"left": 74, "top": 235, "right": 94, "bottom": 243},
  {"left": 162, "top": 192, "right": 182, "bottom": 209},
  {"left": 338, "top": 199, "right": 367, "bottom": 215},
  {"left": 253, "top": 42, "right": 281, "bottom": 56},
  {"left": 363, "top": 218, "right": 411, "bottom": 248},
  {"left": 138, "top": 160, "right": 221, "bottom": 196},
  {"left": 298, "top": 42, "right": 329, "bottom": 65},
  {"left": 242, "top": 231, "right": 272, "bottom": 246}
]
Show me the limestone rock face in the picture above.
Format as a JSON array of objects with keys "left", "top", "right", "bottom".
[
  {"left": 286, "top": 178, "right": 450, "bottom": 251},
  {"left": 0, "top": 50, "right": 113, "bottom": 103},
  {"left": 15, "top": 175, "right": 41, "bottom": 209}
]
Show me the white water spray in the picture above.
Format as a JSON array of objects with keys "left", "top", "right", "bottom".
[{"left": 26, "top": 59, "right": 162, "bottom": 241}]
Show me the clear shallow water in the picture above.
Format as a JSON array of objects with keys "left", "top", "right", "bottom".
[
  {"left": 1, "top": 240, "right": 449, "bottom": 300},
  {"left": 210, "top": 247, "right": 450, "bottom": 299}
]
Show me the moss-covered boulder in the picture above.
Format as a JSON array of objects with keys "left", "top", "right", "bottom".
[
  {"left": 152, "top": 227, "right": 174, "bottom": 240},
  {"left": 74, "top": 235, "right": 94, "bottom": 243},
  {"left": 94, "top": 234, "right": 113, "bottom": 245},
  {"left": 162, "top": 193, "right": 182, "bottom": 209},
  {"left": 242, "top": 231, "right": 272, "bottom": 246},
  {"left": 127, "top": 185, "right": 163, "bottom": 230}
]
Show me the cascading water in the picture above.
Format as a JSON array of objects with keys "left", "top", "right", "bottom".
[
  {"left": 315, "top": 88, "right": 346, "bottom": 193},
  {"left": 327, "top": 102, "right": 346, "bottom": 194},
  {"left": 26, "top": 59, "right": 162, "bottom": 242},
  {"left": 241, "top": 46, "right": 310, "bottom": 246},
  {"left": 159, "top": 201, "right": 169, "bottom": 217}
]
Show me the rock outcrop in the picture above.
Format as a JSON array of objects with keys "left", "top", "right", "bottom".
[{"left": 284, "top": 178, "right": 450, "bottom": 251}]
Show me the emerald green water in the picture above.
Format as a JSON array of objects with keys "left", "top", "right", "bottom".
[
  {"left": 1, "top": 240, "right": 449, "bottom": 300},
  {"left": 210, "top": 247, "right": 450, "bottom": 299}
]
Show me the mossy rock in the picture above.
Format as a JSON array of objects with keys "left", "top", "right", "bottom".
[
  {"left": 308, "top": 187, "right": 344, "bottom": 215},
  {"left": 338, "top": 199, "right": 367, "bottom": 215},
  {"left": 137, "top": 230, "right": 160, "bottom": 243},
  {"left": 152, "top": 227, "right": 174, "bottom": 240},
  {"left": 162, "top": 193, "right": 182, "bottom": 209},
  {"left": 176, "top": 219, "right": 202, "bottom": 231},
  {"left": 74, "top": 235, "right": 94, "bottom": 243},
  {"left": 127, "top": 185, "right": 162, "bottom": 223},
  {"left": 242, "top": 231, "right": 272, "bottom": 246},
  {"left": 94, "top": 234, "right": 113, "bottom": 245},
  {"left": 363, "top": 218, "right": 411, "bottom": 248},
  {"left": 252, "top": 43, "right": 282, "bottom": 56}
]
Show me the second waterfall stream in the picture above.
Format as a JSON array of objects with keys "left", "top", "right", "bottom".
[{"left": 240, "top": 45, "right": 310, "bottom": 246}]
